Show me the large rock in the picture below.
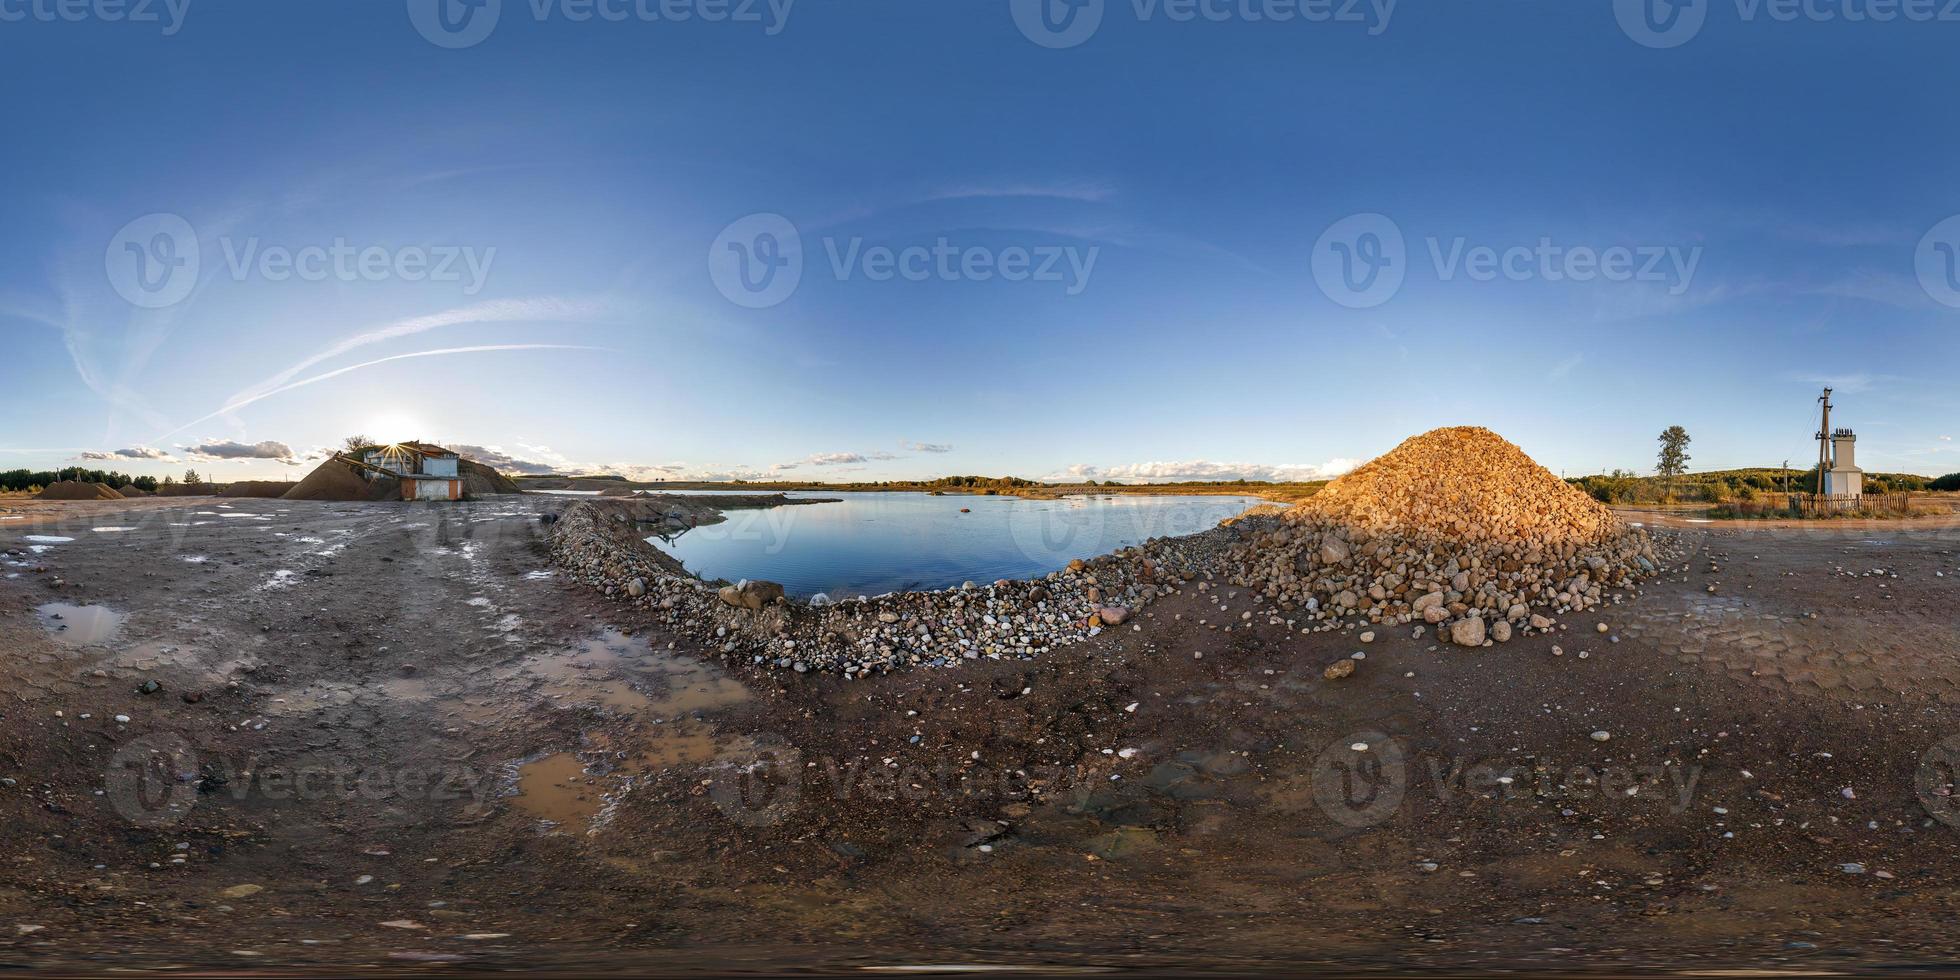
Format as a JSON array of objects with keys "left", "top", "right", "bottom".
[
  {"left": 1449, "top": 616, "right": 1487, "bottom": 647},
  {"left": 718, "top": 580, "right": 785, "bottom": 611}
]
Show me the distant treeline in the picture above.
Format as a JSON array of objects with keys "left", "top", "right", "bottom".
[
  {"left": 1, "top": 467, "right": 159, "bottom": 493},
  {"left": 1570, "top": 467, "right": 1958, "bottom": 504}
]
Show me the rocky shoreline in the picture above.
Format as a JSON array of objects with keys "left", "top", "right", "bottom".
[
  {"left": 547, "top": 496, "right": 1241, "bottom": 675},
  {"left": 547, "top": 430, "right": 1698, "bottom": 676}
]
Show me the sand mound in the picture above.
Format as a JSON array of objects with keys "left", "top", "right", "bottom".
[
  {"left": 282, "top": 458, "right": 400, "bottom": 502},
  {"left": 459, "top": 459, "right": 521, "bottom": 495},
  {"left": 1231, "top": 426, "right": 1659, "bottom": 643},
  {"left": 220, "top": 481, "right": 298, "bottom": 498},
  {"left": 157, "top": 483, "right": 218, "bottom": 497},
  {"left": 1304, "top": 427, "right": 1624, "bottom": 546},
  {"left": 37, "top": 481, "right": 124, "bottom": 500}
]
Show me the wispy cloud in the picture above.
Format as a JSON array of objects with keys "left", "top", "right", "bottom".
[
  {"left": 154, "top": 344, "right": 609, "bottom": 442},
  {"left": 1064, "top": 458, "right": 1361, "bottom": 484},
  {"left": 1549, "top": 354, "right": 1583, "bottom": 380},
  {"left": 221, "top": 295, "right": 618, "bottom": 415},
  {"left": 77, "top": 446, "right": 178, "bottom": 463},
  {"left": 924, "top": 180, "right": 1116, "bottom": 204},
  {"left": 903, "top": 441, "right": 953, "bottom": 453},
  {"left": 1803, "top": 270, "right": 1935, "bottom": 311}
]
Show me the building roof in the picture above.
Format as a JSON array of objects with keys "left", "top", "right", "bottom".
[{"left": 398, "top": 441, "right": 458, "bottom": 457}]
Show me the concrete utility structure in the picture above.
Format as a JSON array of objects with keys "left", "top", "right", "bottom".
[
  {"left": 358, "top": 442, "right": 464, "bottom": 501},
  {"left": 1814, "top": 389, "right": 1864, "bottom": 502}
]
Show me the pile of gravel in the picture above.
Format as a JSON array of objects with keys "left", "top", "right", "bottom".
[
  {"left": 35, "top": 481, "right": 124, "bottom": 500},
  {"left": 1226, "top": 427, "right": 1661, "bottom": 645}
]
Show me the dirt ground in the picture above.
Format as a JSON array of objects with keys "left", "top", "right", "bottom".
[{"left": 4, "top": 495, "right": 1960, "bottom": 974}]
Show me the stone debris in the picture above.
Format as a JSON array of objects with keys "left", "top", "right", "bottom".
[
  {"left": 1227, "top": 427, "right": 1662, "bottom": 639},
  {"left": 551, "top": 497, "right": 1220, "bottom": 676},
  {"left": 549, "top": 427, "right": 1673, "bottom": 677}
]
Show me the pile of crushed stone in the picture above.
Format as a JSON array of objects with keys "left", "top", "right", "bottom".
[
  {"left": 281, "top": 458, "right": 402, "bottom": 502},
  {"left": 1227, "top": 426, "right": 1660, "bottom": 646},
  {"left": 36, "top": 481, "right": 124, "bottom": 500}
]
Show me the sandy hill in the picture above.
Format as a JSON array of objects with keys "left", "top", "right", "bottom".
[
  {"left": 459, "top": 458, "right": 521, "bottom": 495},
  {"left": 1301, "top": 426, "right": 1625, "bottom": 547},
  {"left": 37, "top": 481, "right": 124, "bottom": 500},
  {"left": 1232, "top": 426, "right": 1658, "bottom": 642},
  {"left": 220, "top": 481, "right": 298, "bottom": 499},
  {"left": 282, "top": 458, "right": 404, "bottom": 502},
  {"left": 279, "top": 456, "right": 523, "bottom": 501}
]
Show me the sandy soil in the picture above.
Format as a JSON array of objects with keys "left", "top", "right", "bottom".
[{"left": 3, "top": 496, "right": 1960, "bottom": 973}]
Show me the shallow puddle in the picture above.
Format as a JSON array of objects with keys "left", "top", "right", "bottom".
[
  {"left": 514, "top": 753, "right": 603, "bottom": 833},
  {"left": 23, "top": 535, "right": 73, "bottom": 543},
  {"left": 36, "top": 602, "right": 127, "bottom": 647},
  {"left": 647, "top": 655, "right": 751, "bottom": 716}
]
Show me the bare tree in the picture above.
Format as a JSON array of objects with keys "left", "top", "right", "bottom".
[{"left": 342, "top": 434, "right": 373, "bottom": 453}]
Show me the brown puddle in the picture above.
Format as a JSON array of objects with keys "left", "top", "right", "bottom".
[
  {"left": 514, "top": 752, "right": 605, "bottom": 833},
  {"left": 522, "top": 629, "right": 751, "bottom": 717},
  {"left": 35, "top": 602, "right": 126, "bottom": 647},
  {"left": 508, "top": 632, "right": 756, "bottom": 835}
]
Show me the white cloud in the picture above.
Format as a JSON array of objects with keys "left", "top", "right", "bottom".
[
  {"left": 77, "top": 446, "right": 177, "bottom": 463},
  {"left": 450, "top": 444, "right": 561, "bottom": 476},
  {"left": 903, "top": 441, "right": 954, "bottom": 453},
  {"left": 770, "top": 449, "right": 905, "bottom": 471},
  {"left": 1065, "top": 458, "right": 1361, "bottom": 484},
  {"left": 183, "top": 439, "right": 296, "bottom": 463}
]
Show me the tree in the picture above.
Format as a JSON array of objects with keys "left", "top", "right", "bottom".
[
  {"left": 343, "top": 434, "right": 373, "bottom": 453},
  {"left": 183, "top": 468, "right": 203, "bottom": 485},
  {"left": 1656, "top": 426, "right": 1692, "bottom": 501}
]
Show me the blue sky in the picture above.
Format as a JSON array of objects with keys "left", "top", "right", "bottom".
[{"left": 2, "top": 0, "right": 1957, "bottom": 482}]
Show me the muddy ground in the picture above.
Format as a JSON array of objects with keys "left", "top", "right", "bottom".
[{"left": 3, "top": 495, "right": 1960, "bottom": 974}]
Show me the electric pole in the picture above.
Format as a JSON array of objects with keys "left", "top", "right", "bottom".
[{"left": 1815, "top": 388, "right": 1832, "bottom": 496}]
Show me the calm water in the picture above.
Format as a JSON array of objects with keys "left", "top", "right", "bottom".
[{"left": 646, "top": 492, "right": 1263, "bottom": 599}]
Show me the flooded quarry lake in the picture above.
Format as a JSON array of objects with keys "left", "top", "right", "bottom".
[{"left": 644, "top": 491, "right": 1265, "bottom": 598}]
